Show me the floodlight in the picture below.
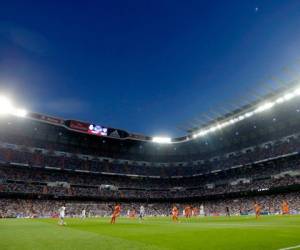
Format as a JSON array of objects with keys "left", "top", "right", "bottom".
[
  {"left": 275, "top": 97, "right": 285, "bottom": 104},
  {"left": 283, "top": 93, "right": 295, "bottom": 101},
  {"left": 218, "top": 123, "right": 224, "bottom": 129},
  {"left": 229, "top": 119, "right": 235, "bottom": 124},
  {"left": 293, "top": 88, "right": 300, "bottom": 95},
  {"left": 255, "top": 102, "right": 274, "bottom": 113},
  {"left": 152, "top": 137, "right": 171, "bottom": 143},
  {"left": 0, "top": 96, "right": 13, "bottom": 114},
  {"left": 191, "top": 85, "right": 300, "bottom": 141},
  {"left": 245, "top": 112, "right": 253, "bottom": 118},
  {"left": 219, "top": 122, "right": 226, "bottom": 128},
  {"left": 209, "top": 126, "right": 217, "bottom": 133},
  {"left": 13, "top": 108, "right": 28, "bottom": 117},
  {"left": 238, "top": 115, "right": 245, "bottom": 121}
]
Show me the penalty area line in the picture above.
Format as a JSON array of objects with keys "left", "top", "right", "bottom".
[{"left": 279, "top": 245, "right": 300, "bottom": 250}]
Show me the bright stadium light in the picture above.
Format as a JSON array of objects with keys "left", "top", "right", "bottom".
[
  {"left": 238, "top": 115, "right": 245, "bottom": 121},
  {"left": 275, "top": 97, "right": 285, "bottom": 104},
  {"left": 293, "top": 88, "right": 300, "bottom": 95},
  {"left": 13, "top": 108, "right": 28, "bottom": 117},
  {"left": 254, "top": 102, "right": 274, "bottom": 113},
  {"left": 0, "top": 95, "right": 27, "bottom": 118},
  {"left": 283, "top": 93, "right": 295, "bottom": 101},
  {"left": 0, "top": 96, "right": 13, "bottom": 114},
  {"left": 209, "top": 126, "right": 217, "bottom": 133},
  {"left": 229, "top": 119, "right": 235, "bottom": 124},
  {"left": 216, "top": 124, "right": 223, "bottom": 129},
  {"left": 245, "top": 111, "right": 254, "bottom": 118},
  {"left": 192, "top": 85, "right": 300, "bottom": 140},
  {"left": 152, "top": 137, "right": 171, "bottom": 143},
  {"left": 198, "top": 131, "right": 206, "bottom": 136}
]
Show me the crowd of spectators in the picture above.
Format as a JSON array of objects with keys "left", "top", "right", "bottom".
[
  {"left": 1, "top": 192, "right": 300, "bottom": 218},
  {"left": 1, "top": 154, "right": 299, "bottom": 188},
  {"left": 0, "top": 161, "right": 299, "bottom": 199},
  {"left": 0, "top": 133, "right": 299, "bottom": 177},
  {"left": 0, "top": 131, "right": 299, "bottom": 204}
]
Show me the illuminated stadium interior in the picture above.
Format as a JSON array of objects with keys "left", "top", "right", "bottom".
[{"left": 3, "top": 2, "right": 300, "bottom": 250}]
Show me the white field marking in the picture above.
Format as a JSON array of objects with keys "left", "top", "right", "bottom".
[{"left": 279, "top": 245, "right": 300, "bottom": 250}]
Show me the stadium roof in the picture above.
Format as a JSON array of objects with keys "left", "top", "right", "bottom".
[{"left": 1, "top": 80, "right": 300, "bottom": 144}]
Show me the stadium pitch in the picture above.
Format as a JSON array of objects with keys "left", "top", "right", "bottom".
[{"left": 1, "top": 216, "right": 300, "bottom": 250}]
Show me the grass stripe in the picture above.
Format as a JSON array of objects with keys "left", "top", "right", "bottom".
[{"left": 279, "top": 245, "right": 300, "bottom": 250}]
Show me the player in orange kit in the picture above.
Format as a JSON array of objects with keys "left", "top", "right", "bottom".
[
  {"left": 129, "top": 208, "right": 136, "bottom": 219},
  {"left": 184, "top": 206, "right": 192, "bottom": 219},
  {"left": 110, "top": 203, "right": 121, "bottom": 224},
  {"left": 282, "top": 200, "right": 289, "bottom": 215},
  {"left": 254, "top": 202, "right": 261, "bottom": 219},
  {"left": 192, "top": 207, "right": 199, "bottom": 217},
  {"left": 172, "top": 206, "right": 179, "bottom": 222}
]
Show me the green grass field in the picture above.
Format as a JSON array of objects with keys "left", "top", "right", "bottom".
[{"left": 1, "top": 216, "right": 300, "bottom": 250}]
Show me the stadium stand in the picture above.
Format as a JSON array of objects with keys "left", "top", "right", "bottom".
[{"left": 1, "top": 87, "right": 300, "bottom": 217}]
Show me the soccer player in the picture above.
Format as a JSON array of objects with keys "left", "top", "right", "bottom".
[
  {"left": 129, "top": 208, "right": 136, "bottom": 218},
  {"left": 132, "top": 208, "right": 136, "bottom": 218},
  {"left": 282, "top": 200, "right": 289, "bottom": 215},
  {"left": 139, "top": 205, "right": 145, "bottom": 221},
  {"left": 81, "top": 208, "right": 86, "bottom": 219},
  {"left": 192, "top": 207, "right": 199, "bottom": 217},
  {"left": 184, "top": 206, "right": 191, "bottom": 219},
  {"left": 254, "top": 202, "right": 261, "bottom": 219},
  {"left": 58, "top": 205, "right": 66, "bottom": 226},
  {"left": 200, "top": 204, "right": 205, "bottom": 217},
  {"left": 225, "top": 206, "right": 230, "bottom": 217},
  {"left": 127, "top": 209, "right": 130, "bottom": 218},
  {"left": 110, "top": 203, "right": 121, "bottom": 224},
  {"left": 172, "top": 205, "right": 179, "bottom": 222}
]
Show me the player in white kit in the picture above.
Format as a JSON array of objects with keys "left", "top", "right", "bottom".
[
  {"left": 81, "top": 209, "right": 86, "bottom": 219},
  {"left": 200, "top": 204, "right": 205, "bottom": 217},
  {"left": 58, "top": 206, "right": 66, "bottom": 226},
  {"left": 139, "top": 205, "right": 145, "bottom": 220}
]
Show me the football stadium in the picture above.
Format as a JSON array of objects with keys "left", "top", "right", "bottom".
[
  {"left": 2, "top": 1, "right": 300, "bottom": 250},
  {"left": 2, "top": 83, "right": 300, "bottom": 250}
]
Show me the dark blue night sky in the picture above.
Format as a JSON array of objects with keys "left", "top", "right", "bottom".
[{"left": 0, "top": 0, "right": 300, "bottom": 136}]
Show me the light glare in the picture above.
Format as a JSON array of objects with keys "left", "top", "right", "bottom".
[
  {"left": 255, "top": 102, "right": 274, "bottom": 113},
  {"left": 14, "top": 108, "right": 28, "bottom": 117},
  {"left": 0, "top": 96, "right": 13, "bottom": 114},
  {"left": 152, "top": 137, "right": 171, "bottom": 143},
  {"left": 275, "top": 97, "right": 285, "bottom": 104},
  {"left": 192, "top": 86, "right": 300, "bottom": 140},
  {"left": 283, "top": 93, "right": 295, "bottom": 101},
  {"left": 0, "top": 96, "right": 27, "bottom": 118}
]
